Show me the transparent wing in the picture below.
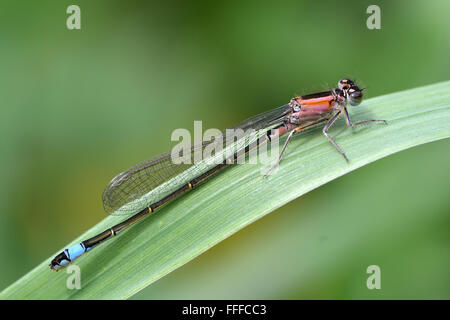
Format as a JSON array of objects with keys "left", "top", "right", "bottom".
[
  {"left": 102, "top": 104, "right": 292, "bottom": 216},
  {"left": 235, "top": 104, "right": 292, "bottom": 130}
]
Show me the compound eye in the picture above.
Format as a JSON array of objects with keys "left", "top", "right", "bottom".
[
  {"left": 348, "top": 88, "right": 363, "bottom": 106},
  {"left": 338, "top": 78, "right": 354, "bottom": 90}
]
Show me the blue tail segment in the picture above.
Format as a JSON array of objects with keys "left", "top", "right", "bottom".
[
  {"left": 50, "top": 242, "right": 87, "bottom": 270},
  {"left": 65, "top": 243, "right": 87, "bottom": 261}
]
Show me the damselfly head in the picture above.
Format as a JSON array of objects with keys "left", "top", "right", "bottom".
[{"left": 338, "top": 78, "right": 363, "bottom": 106}]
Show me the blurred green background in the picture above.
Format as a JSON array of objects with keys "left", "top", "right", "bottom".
[{"left": 0, "top": 0, "right": 449, "bottom": 299}]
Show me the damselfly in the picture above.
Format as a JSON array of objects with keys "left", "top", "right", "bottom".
[{"left": 50, "top": 78, "right": 386, "bottom": 270}]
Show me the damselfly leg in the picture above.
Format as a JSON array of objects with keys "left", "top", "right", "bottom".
[
  {"left": 342, "top": 107, "right": 388, "bottom": 127},
  {"left": 264, "top": 118, "right": 330, "bottom": 176},
  {"left": 322, "top": 110, "right": 350, "bottom": 162}
]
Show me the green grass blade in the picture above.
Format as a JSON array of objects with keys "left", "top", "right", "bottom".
[{"left": 1, "top": 80, "right": 449, "bottom": 299}]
